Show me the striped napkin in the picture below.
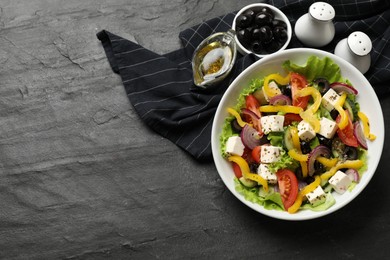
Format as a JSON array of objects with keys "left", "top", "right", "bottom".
[{"left": 97, "top": 0, "right": 390, "bottom": 162}]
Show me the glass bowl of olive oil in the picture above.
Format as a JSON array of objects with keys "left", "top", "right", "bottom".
[{"left": 192, "top": 30, "right": 237, "bottom": 88}]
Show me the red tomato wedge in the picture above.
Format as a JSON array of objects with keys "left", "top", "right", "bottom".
[
  {"left": 245, "top": 95, "right": 263, "bottom": 134},
  {"left": 290, "top": 73, "right": 310, "bottom": 109},
  {"left": 276, "top": 169, "right": 299, "bottom": 210},
  {"left": 283, "top": 113, "right": 302, "bottom": 126},
  {"left": 251, "top": 146, "right": 262, "bottom": 163},
  {"left": 232, "top": 162, "right": 243, "bottom": 178},
  {"left": 336, "top": 110, "right": 358, "bottom": 147}
]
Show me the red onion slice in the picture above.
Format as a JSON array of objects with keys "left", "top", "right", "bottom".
[
  {"left": 330, "top": 82, "right": 358, "bottom": 95},
  {"left": 298, "top": 181, "right": 307, "bottom": 191},
  {"left": 240, "top": 124, "right": 262, "bottom": 149},
  {"left": 345, "top": 168, "right": 360, "bottom": 183},
  {"left": 269, "top": 94, "right": 292, "bottom": 106},
  {"left": 241, "top": 108, "right": 260, "bottom": 121},
  {"left": 307, "top": 145, "right": 331, "bottom": 176},
  {"left": 353, "top": 121, "right": 368, "bottom": 150}
]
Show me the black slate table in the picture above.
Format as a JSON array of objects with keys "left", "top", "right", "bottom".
[{"left": 1, "top": 1, "right": 389, "bottom": 259}]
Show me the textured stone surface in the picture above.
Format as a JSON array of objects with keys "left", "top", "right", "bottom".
[{"left": 0, "top": 0, "right": 390, "bottom": 259}]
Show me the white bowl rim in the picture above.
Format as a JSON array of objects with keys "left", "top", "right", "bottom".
[
  {"left": 232, "top": 3, "right": 293, "bottom": 58},
  {"left": 211, "top": 47, "right": 385, "bottom": 221}
]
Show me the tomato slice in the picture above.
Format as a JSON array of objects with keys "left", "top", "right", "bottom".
[
  {"left": 245, "top": 95, "right": 263, "bottom": 134},
  {"left": 336, "top": 110, "right": 358, "bottom": 147},
  {"left": 290, "top": 73, "right": 309, "bottom": 109},
  {"left": 283, "top": 113, "right": 302, "bottom": 126},
  {"left": 232, "top": 162, "right": 243, "bottom": 178},
  {"left": 251, "top": 146, "right": 262, "bottom": 163},
  {"left": 276, "top": 169, "right": 299, "bottom": 210}
]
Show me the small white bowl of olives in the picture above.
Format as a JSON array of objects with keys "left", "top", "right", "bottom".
[{"left": 232, "top": 3, "right": 292, "bottom": 58}]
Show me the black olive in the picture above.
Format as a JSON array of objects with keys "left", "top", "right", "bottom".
[
  {"left": 344, "top": 146, "right": 358, "bottom": 160},
  {"left": 255, "top": 12, "right": 273, "bottom": 26},
  {"left": 272, "top": 19, "right": 287, "bottom": 29},
  {"left": 236, "top": 14, "right": 252, "bottom": 28},
  {"left": 237, "top": 28, "right": 252, "bottom": 45},
  {"left": 251, "top": 41, "right": 263, "bottom": 54},
  {"left": 249, "top": 163, "right": 259, "bottom": 173},
  {"left": 305, "top": 176, "right": 315, "bottom": 184},
  {"left": 300, "top": 141, "right": 311, "bottom": 154},
  {"left": 265, "top": 40, "right": 281, "bottom": 53},
  {"left": 295, "top": 167, "right": 304, "bottom": 181},
  {"left": 280, "top": 84, "right": 292, "bottom": 97},
  {"left": 259, "top": 6, "right": 275, "bottom": 19},
  {"left": 230, "top": 119, "right": 242, "bottom": 133},
  {"left": 258, "top": 135, "right": 269, "bottom": 145},
  {"left": 252, "top": 27, "right": 262, "bottom": 40},
  {"left": 244, "top": 9, "right": 256, "bottom": 21},
  {"left": 330, "top": 109, "right": 339, "bottom": 120},
  {"left": 317, "top": 134, "right": 332, "bottom": 148},
  {"left": 273, "top": 26, "right": 288, "bottom": 43},
  {"left": 258, "top": 25, "right": 273, "bottom": 44},
  {"left": 314, "top": 161, "right": 326, "bottom": 174},
  {"left": 313, "top": 78, "right": 330, "bottom": 95}
]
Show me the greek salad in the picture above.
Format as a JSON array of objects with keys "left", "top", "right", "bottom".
[{"left": 220, "top": 56, "right": 376, "bottom": 213}]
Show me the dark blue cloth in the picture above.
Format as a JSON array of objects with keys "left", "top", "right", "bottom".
[{"left": 97, "top": 0, "right": 390, "bottom": 162}]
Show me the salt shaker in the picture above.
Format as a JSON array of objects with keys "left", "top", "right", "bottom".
[
  {"left": 294, "top": 2, "right": 335, "bottom": 47},
  {"left": 334, "top": 31, "right": 372, "bottom": 74}
]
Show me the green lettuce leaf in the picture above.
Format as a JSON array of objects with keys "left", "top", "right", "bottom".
[
  {"left": 267, "top": 150, "right": 299, "bottom": 173},
  {"left": 282, "top": 56, "right": 345, "bottom": 83},
  {"left": 301, "top": 192, "right": 336, "bottom": 211},
  {"left": 267, "top": 132, "right": 283, "bottom": 146},
  {"left": 234, "top": 178, "right": 284, "bottom": 211},
  {"left": 234, "top": 78, "right": 264, "bottom": 111}
]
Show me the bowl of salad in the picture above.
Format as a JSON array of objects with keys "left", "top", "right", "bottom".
[{"left": 211, "top": 48, "right": 384, "bottom": 220}]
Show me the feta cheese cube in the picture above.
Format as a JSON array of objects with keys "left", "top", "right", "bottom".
[
  {"left": 297, "top": 120, "right": 316, "bottom": 142},
  {"left": 225, "top": 136, "right": 245, "bottom": 156},
  {"left": 262, "top": 81, "right": 281, "bottom": 101},
  {"left": 306, "top": 185, "right": 327, "bottom": 206},
  {"left": 319, "top": 117, "right": 338, "bottom": 139},
  {"left": 260, "top": 115, "right": 285, "bottom": 134},
  {"left": 322, "top": 88, "right": 341, "bottom": 111},
  {"left": 329, "top": 170, "right": 353, "bottom": 194},
  {"left": 257, "top": 163, "right": 277, "bottom": 184},
  {"left": 260, "top": 145, "right": 282, "bottom": 163}
]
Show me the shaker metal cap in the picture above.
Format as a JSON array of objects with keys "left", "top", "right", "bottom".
[
  {"left": 347, "top": 31, "right": 372, "bottom": 56},
  {"left": 309, "top": 2, "right": 335, "bottom": 21}
]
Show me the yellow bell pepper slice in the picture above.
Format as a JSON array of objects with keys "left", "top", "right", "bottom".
[
  {"left": 288, "top": 149, "right": 309, "bottom": 162},
  {"left": 334, "top": 93, "right": 348, "bottom": 130},
  {"left": 294, "top": 87, "right": 322, "bottom": 132},
  {"left": 358, "top": 111, "right": 376, "bottom": 141},
  {"left": 263, "top": 73, "right": 290, "bottom": 98},
  {"left": 259, "top": 105, "right": 303, "bottom": 114},
  {"left": 299, "top": 110, "right": 321, "bottom": 133},
  {"left": 227, "top": 107, "right": 247, "bottom": 127},
  {"left": 288, "top": 175, "right": 321, "bottom": 214},
  {"left": 320, "top": 159, "right": 364, "bottom": 182},
  {"left": 316, "top": 157, "right": 338, "bottom": 168},
  {"left": 290, "top": 127, "right": 301, "bottom": 150},
  {"left": 296, "top": 87, "right": 322, "bottom": 114},
  {"left": 228, "top": 155, "right": 269, "bottom": 192},
  {"left": 290, "top": 126, "right": 308, "bottom": 178}
]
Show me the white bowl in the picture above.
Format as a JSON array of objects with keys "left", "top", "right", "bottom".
[
  {"left": 211, "top": 48, "right": 384, "bottom": 221},
  {"left": 232, "top": 3, "right": 292, "bottom": 58}
]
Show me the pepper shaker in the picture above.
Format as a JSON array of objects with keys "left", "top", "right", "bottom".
[
  {"left": 334, "top": 31, "right": 372, "bottom": 74},
  {"left": 294, "top": 2, "right": 335, "bottom": 47}
]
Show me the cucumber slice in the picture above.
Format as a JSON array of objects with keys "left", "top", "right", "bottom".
[
  {"left": 343, "top": 99, "right": 354, "bottom": 121},
  {"left": 258, "top": 186, "right": 274, "bottom": 197},
  {"left": 239, "top": 177, "right": 257, "bottom": 188},
  {"left": 283, "top": 126, "right": 295, "bottom": 151}
]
